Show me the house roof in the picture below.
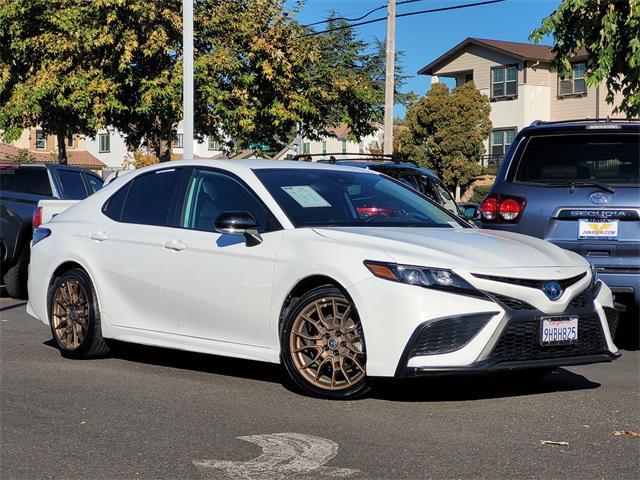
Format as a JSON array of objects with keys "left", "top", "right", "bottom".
[
  {"left": 0, "top": 143, "right": 105, "bottom": 169},
  {"left": 418, "top": 37, "right": 587, "bottom": 75}
]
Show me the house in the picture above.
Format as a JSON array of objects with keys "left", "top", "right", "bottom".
[
  {"left": 6, "top": 127, "right": 127, "bottom": 173},
  {"left": 300, "top": 123, "right": 384, "bottom": 157},
  {"left": 0, "top": 142, "right": 106, "bottom": 174},
  {"left": 418, "top": 37, "right": 625, "bottom": 165}
]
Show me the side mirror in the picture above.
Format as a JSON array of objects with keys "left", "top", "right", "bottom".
[
  {"left": 214, "top": 211, "right": 263, "bottom": 247},
  {"left": 463, "top": 206, "right": 480, "bottom": 220}
]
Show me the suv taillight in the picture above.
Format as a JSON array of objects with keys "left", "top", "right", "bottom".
[
  {"left": 480, "top": 194, "right": 526, "bottom": 223},
  {"left": 32, "top": 206, "right": 43, "bottom": 228}
]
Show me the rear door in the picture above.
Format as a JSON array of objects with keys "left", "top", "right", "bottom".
[
  {"left": 84, "top": 167, "right": 189, "bottom": 331},
  {"left": 499, "top": 131, "right": 639, "bottom": 269}
]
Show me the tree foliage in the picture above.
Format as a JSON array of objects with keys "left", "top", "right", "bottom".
[
  {"left": 0, "top": 0, "right": 388, "bottom": 162},
  {"left": 395, "top": 82, "right": 492, "bottom": 197},
  {"left": 0, "top": 0, "right": 125, "bottom": 162},
  {"left": 530, "top": 0, "right": 640, "bottom": 118}
]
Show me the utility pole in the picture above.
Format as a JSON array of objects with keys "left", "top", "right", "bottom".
[
  {"left": 183, "top": 0, "right": 194, "bottom": 160},
  {"left": 383, "top": 0, "right": 396, "bottom": 156}
]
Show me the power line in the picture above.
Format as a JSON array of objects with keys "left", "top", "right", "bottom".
[
  {"left": 302, "top": 0, "right": 430, "bottom": 28},
  {"left": 304, "top": 0, "right": 506, "bottom": 36}
]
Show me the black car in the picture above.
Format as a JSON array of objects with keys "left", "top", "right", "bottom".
[
  {"left": 295, "top": 154, "right": 462, "bottom": 217},
  {"left": 0, "top": 163, "right": 103, "bottom": 298}
]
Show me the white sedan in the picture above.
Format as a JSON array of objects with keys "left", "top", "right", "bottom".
[{"left": 27, "top": 160, "right": 619, "bottom": 399}]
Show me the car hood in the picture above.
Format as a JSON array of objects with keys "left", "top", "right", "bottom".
[{"left": 312, "top": 226, "right": 586, "bottom": 270}]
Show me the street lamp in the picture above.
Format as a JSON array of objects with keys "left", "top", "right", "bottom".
[{"left": 183, "top": 0, "right": 194, "bottom": 160}]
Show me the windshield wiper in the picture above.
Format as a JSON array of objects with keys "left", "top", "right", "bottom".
[{"left": 548, "top": 181, "right": 615, "bottom": 194}]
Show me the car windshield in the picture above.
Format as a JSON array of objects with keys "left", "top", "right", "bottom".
[
  {"left": 254, "top": 168, "right": 465, "bottom": 228},
  {"left": 513, "top": 133, "right": 639, "bottom": 186}
]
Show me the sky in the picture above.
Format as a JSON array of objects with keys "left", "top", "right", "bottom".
[{"left": 287, "top": 0, "right": 562, "bottom": 116}]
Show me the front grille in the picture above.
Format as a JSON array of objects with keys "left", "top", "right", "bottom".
[
  {"left": 569, "top": 289, "right": 591, "bottom": 308},
  {"left": 472, "top": 272, "right": 587, "bottom": 290},
  {"left": 603, "top": 307, "right": 619, "bottom": 338},
  {"left": 490, "top": 315, "right": 605, "bottom": 364},
  {"left": 491, "top": 293, "right": 536, "bottom": 311},
  {"left": 409, "top": 314, "right": 494, "bottom": 356}
]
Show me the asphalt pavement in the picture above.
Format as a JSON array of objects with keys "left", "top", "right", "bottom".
[{"left": 1, "top": 296, "right": 639, "bottom": 480}]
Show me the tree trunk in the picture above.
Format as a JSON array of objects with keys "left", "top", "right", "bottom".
[
  {"left": 158, "top": 122, "right": 173, "bottom": 163},
  {"left": 56, "top": 131, "right": 68, "bottom": 165},
  {"left": 455, "top": 183, "right": 461, "bottom": 202}
]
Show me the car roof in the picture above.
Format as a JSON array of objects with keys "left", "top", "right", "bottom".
[
  {"left": 332, "top": 160, "right": 439, "bottom": 179},
  {"left": 135, "top": 159, "right": 381, "bottom": 176},
  {"left": 3, "top": 163, "right": 98, "bottom": 173},
  {"left": 520, "top": 119, "right": 640, "bottom": 136}
]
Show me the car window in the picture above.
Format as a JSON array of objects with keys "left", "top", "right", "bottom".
[
  {"left": 512, "top": 133, "right": 639, "bottom": 186},
  {"left": 432, "top": 181, "right": 459, "bottom": 214},
  {"left": 181, "top": 169, "right": 279, "bottom": 233},
  {"left": 102, "top": 181, "right": 131, "bottom": 221},
  {"left": 121, "top": 168, "right": 184, "bottom": 226},
  {"left": 85, "top": 174, "right": 104, "bottom": 193},
  {"left": 255, "top": 168, "right": 465, "bottom": 228},
  {"left": 0, "top": 167, "right": 52, "bottom": 196},
  {"left": 58, "top": 169, "right": 89, "bottom": 199}
]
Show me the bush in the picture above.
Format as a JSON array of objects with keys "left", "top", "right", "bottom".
[
  {"left": 5, "top": 148, "right": 36, "bottom": 163},
  {"left": 470, "top": 184, "right": 492, "bottom": 204}
]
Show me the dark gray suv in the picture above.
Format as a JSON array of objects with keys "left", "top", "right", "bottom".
[{"left": 479, "top": 119, "right": 639, "bottom": 310}]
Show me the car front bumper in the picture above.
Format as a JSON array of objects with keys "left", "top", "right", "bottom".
[{"left": 349, "top": 278, "right": 619, "bottom": 378}]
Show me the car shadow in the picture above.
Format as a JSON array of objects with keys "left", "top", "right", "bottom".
[
  {"left": 105, "top": 341, "right": 285, "bottom": 384},
  {"left": 41, "top": 340, "right": 601, "bottom": 401},
  {"left": 368, "top": 368, "right": 600, "bottom": 402},
  {"left": 0, "top": 300, "right": 27, "bottom": 312}
]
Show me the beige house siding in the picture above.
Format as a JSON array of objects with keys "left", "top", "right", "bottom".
[
  {"left": 525, "top": 61, "right": 552, "bottom": 86},
  {"left": 431, "top": 44, "right": 524, "bottom": 90}
]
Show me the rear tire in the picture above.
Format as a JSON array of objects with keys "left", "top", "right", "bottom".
[
  {"left": 280, "top": 285, "right": 369, "bottom": 399},
  {"left": 48, "top": 268, "right": 110, "bottom": 358},
  {"left": 4, "top": 246, "right": 29, "bottom": 299}
]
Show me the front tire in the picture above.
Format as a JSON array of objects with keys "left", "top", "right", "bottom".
[
  {"left": 280, "top": 286, "right": 369, "bottom": 399},
  {"left": 48, "top": 268, "right": 109, "bottom": 358}
]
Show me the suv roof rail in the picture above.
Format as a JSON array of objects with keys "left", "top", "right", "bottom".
[{"left": 529, "top": 117, "right": 639, "bottom": 127}]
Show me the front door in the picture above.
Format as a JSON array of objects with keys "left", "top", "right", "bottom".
[{"left": 161, "top": 168, "right": 283, "bottom": 348}]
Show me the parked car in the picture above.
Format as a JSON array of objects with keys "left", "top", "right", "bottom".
[
  {"left": 28, "top": 160, "right": 618, "bottom": 399},
  {"left": 479, "top": 119, "right": 639, "bottom": 311},
  {"left": 0, "top": 163, "right": 103, "bottom": 298},
  {"left": 299, "top": 154, "right": 463, "bottom": 217}
]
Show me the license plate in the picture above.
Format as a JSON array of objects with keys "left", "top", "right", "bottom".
[
  {"left": 578, "top": 218, "right": 618, "bottom": 240},
  {"left": 540, "top": 316, "right": 578, "bottom": 345}
]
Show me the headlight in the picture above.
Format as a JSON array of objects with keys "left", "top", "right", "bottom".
[{"left": 364, "top": 260, "right": 479, "bottom": 295}]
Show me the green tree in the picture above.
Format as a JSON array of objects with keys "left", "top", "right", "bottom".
[
  {"left": 193, "top": 1, "right": 376, "bottom": 152},
  {"left": 90, "top": 0, "right": 183, "bottom": 162},
  {"left": 530, "top": 0, "right": 640, "bottom": 118},
  {"left": 1, "top": 0, "right": 384, "bottom": 162},
  {"left": 395, "top": 82, "right": 492, "bottom": 199},
  {"left": 0, "top": 0, "right": 125, "bottom": 163}
]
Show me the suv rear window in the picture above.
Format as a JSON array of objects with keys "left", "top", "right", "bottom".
[
  {"left": 512, "top": 133, "right": 639, "bottom": 186},
  {"left": 0, "top": 167, "right": 52, "bottom": 196}
]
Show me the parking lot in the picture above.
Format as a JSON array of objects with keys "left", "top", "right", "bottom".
[{"left": 1, "top": 296, "right": 638, "bottom": 479}]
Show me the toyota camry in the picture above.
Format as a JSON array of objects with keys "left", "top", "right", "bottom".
[{"left": 27, "top": 160, "right": 620, "bottom": 399}]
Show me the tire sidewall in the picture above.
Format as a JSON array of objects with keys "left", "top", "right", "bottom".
[
  {"left": 48, "top": 268, "right": 100, "bottom": 358},
  {"left": 280, "top": 285, "right": 369, "bottom": 400}
]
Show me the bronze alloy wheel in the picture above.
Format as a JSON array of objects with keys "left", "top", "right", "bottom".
[
  {"left": 51, "top": 279, "right": 89, "bottom": 351},
  {"left": 289, "top": 296, "right": 366, "bottom": 391}
]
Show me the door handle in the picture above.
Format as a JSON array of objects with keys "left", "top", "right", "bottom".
[
  {"left": 164, "top": 239, "right": 187, "bottom": 251},
  {"left": 90, "top": 231, "right": 109, "bottom": 242}
]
